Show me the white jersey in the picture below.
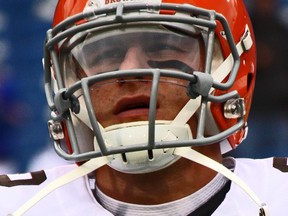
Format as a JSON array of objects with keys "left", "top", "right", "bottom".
[
  {"left": 1, "top": 157, "right": 288, "bottom": 216},
  {"left": 213, "top": 157, "right": 288, "bottom": 215}
]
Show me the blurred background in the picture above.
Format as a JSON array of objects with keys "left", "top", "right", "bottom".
[{"left": 0, "top": 0, "right": 288, "bottom": 173}]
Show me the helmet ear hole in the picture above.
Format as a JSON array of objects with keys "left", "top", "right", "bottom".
[{"left": 247, "top": 72, "right": 254, "bottom": 91}]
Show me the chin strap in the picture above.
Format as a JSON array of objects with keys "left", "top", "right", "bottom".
[
  {"left": 9, "top": 157, "right": 109, "bottom": 216},
  {"left": 174, "top": 147, "right": 270, "bottom": 216}
]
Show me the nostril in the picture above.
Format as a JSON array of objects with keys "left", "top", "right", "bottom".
[
  {"left": 116, "top": 76, "right": 149, "bottom": 86},
  {"left": 117, "top": 78, "right": 126, "bottom": 86},
  {"left": 135, "top": 76, "right": 143, "bottom": 80}
]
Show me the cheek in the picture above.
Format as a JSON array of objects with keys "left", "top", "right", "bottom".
[
  {"left": 157, "top": 81, "right": 198, "bottom": 136},
  {"left": 89, "top": 85, "right": 116, "bottom": 118},
  {"left": 157, "top": 81, "right": 189, "bottom": 117}
]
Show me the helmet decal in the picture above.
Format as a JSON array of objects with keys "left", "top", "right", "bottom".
[{"left": 84, "top": 0, "right": 162, "bottom": 12}]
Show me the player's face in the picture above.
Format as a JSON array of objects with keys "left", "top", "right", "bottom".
[{"left": 68, "top": 29, "right": 205, "bottom": 130}]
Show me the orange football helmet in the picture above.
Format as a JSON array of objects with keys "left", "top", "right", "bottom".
[{"left": 44, "top": 0, "right": 256, "bottom": 172}]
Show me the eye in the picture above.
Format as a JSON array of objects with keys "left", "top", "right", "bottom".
[
  {"left": 84, "top": 46, "right": 127, "bottom": 75},
  {"left": 92, "top": 47, "right": 126, "bottom": 65}
]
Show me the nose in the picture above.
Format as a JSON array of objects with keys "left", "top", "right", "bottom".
[{"left": 119, "top": 45, "right": 148, "bottom": 70}]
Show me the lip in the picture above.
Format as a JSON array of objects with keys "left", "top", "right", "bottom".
[{"left": 113, "top": 95, "right": 158, "bottom": 119}]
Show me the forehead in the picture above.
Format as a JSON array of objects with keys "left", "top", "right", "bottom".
[
  {"left": 68, "top": 24, "right": 202, "bottom": 50},
  {"left": 63, "top": 20, "right": 201, "bottom": 45},
  {"left": 86, "top": 28, "right": 196, "bottom": 47}
]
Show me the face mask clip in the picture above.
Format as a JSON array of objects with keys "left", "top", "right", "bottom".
[
  {"left": 186, "top": 71, "right": 214, "bottom": 99},
  {"left": 53, "top": 88, "right": 80, "bottom": 121}
]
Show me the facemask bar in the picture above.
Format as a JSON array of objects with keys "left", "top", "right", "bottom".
[{"left": 44, "top": 3, "right": 242, "bottom": 162}]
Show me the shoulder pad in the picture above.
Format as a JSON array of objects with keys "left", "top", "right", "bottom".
[
  {"left": 0, "top": 170, "right": 47, "bottom": 187},
  {"left": 273, "top": 157, "right": 288, "bottom": 173}
]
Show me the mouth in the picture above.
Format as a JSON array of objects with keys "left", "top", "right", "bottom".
[{"left": 113, "top": 95, "right": 157, "bottom": 119}]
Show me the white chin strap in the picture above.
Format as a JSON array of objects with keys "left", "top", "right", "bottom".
[
  {"left": 10, "top": 148, "right": 269, "bottom": 216},
  {"left": 9, "top": 157, "right": 109, "bottom": 216},
  {"left": 174, "top": 147, "right": 269, "bottom": 216}
]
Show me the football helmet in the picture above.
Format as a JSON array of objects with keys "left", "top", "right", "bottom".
[{"left": 44, "top": 0, "right": 256, "bottom": 173}]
